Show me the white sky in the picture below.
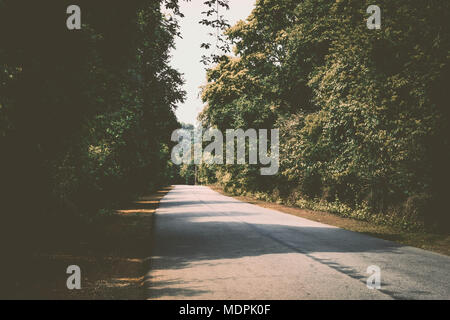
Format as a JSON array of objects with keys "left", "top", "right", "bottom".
[{"left": 167, "top": 0, "right": 256, "bottom": 125}]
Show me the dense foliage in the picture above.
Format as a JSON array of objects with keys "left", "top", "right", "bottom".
[
  {"left": 0, "top": 1, "right": 187, "bottom": 285},
  {"left": 199, "top": 0, "right": 450, "bottom": 231}
]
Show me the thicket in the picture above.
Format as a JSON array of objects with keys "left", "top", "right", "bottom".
[
  {"left": 199, "top": 0, "right": 450, "bottom": 232},
  {"left": 0, "top": 0, "right": 185, "bottom": 290}
]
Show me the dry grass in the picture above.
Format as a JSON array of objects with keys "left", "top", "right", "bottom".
[
  {"left": 209, "top": 185, "right": 450, "bottom": 256},
  {"left": 13, "top": 187, "right": 172, "bottom": 299}
]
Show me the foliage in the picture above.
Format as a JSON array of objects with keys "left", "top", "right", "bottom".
[
  {"left": 0, "top": 0, "right": 186, "bottom": 275},
  {"left": 199, "top": 0, "right": 450, "bottom": 231}
]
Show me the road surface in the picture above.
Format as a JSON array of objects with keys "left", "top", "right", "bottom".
[{"left": 145, "top": 185, "right": 450, "bottom": 300}]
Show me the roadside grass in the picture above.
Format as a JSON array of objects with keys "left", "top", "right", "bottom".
[
  {"left": 14, "top": 186, "right": 172, "bottom": 299},
  {"left": 208, "top": 185, "right": 450, "bottom": 256}
]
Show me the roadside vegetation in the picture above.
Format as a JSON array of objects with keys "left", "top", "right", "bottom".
[
  {"left": 0, "top": 1, "right": 185, "bottom": 297},
  {"left": 198, "top": 0, "right": 450, "bottom": 234}
]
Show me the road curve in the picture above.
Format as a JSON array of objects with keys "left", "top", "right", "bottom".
[{"left": 145, "top": 185, "right": 450, "bottom": 300}]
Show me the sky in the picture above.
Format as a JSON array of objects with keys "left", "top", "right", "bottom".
[{"left": 167, "top": 0, "right": 256, "bottom": 125}]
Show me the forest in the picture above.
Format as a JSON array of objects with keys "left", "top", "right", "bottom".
[{"left": 0, "top": 0, "right": 449, "bottom": 296}]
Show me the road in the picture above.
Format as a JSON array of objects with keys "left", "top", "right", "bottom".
[{"left": 145, "top": 185, "right": 450, "bottom": 300}]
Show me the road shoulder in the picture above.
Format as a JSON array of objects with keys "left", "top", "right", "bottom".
[
  {"left": 208, "top": 185, "right": 450, "bottom": 256},
  {"left": 14, "top": 186, "right": 172, "bottom": 299}
]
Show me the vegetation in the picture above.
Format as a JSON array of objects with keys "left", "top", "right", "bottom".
[
  {"left": 1, "top": 0, "right": 449, "bottom": 297},
  {"left": 198, "top": 0, "right": 450, "bottom": 232},
  {"left": 0, "top": 1, "right": 186, "bottom": 294}
]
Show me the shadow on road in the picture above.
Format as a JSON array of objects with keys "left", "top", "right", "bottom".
[{"left": 143, "top": 187, "right": 415, "bottom": 299}]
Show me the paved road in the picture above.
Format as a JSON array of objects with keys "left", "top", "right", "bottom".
[{"left": 145, "top": 185, "right": 450, "bottom": 300}]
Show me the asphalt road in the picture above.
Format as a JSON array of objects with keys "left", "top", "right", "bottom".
[{"left": 145, "top": 185, "right": 450, "bottom": 300}]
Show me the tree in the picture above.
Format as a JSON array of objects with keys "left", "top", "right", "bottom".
[{"left": 199, "top": 0, "right": 450, "bottom": 231}]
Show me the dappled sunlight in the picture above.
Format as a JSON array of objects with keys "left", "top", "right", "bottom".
[
  {"left": 96, "top": 277, "right": 144, "bottom": 289},
  {"left": 134, "top": 201, "right": 159, "bottom": 205},
  {"left": 146, "top": 186, "right": 450, "bottom": 300},
  {"left": 116, "top": 209, "right": 155, "bottom": 215}
]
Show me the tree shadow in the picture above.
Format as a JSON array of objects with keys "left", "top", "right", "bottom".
[{"left": 143, "top": 189, "right": 421, "bottom": 299}]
